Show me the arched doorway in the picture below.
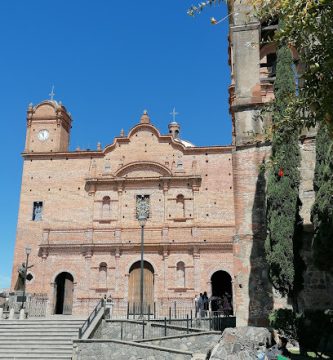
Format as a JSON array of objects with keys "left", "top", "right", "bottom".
[
  {"left": 54, "top": 272, "right": 74, "bottom": 315},
  {"left": 128, "top": 261, "right": 154, "bottom": 314},
  {"left": 211, "top": 270, "right": 233, "bottom": 314}
]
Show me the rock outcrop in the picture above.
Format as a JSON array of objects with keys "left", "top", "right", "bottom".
[{"left": 209, "top": 327, "right": 271, "bottom": 359}]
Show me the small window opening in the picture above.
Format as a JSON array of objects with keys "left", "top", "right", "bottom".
[{"left": 32, "top": 201, "right": 43, "bottom": 221}]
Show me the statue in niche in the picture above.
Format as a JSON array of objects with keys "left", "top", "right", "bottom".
[
  {"left": 33, "top": 203, "right": 42, "bottom": 221},
  {"left": 136, "top": 195, "right": 150, "bottom": 219}
]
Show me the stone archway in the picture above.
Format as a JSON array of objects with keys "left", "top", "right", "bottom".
[
  {"left": 54, "top": 272, "right": 74, "bottom": 315},
  {"left": 128, "top": 261, "right": 154, "bottom": 314},
  {"left": 211, "top": 270, "right": 233, "bottom": 314}
]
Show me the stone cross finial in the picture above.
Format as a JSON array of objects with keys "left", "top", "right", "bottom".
[
  {"left": 170, "top": 107, "right": 179, "bottom": 122},
  {"left": 49, "top": 85, "right": 55, "bottom": 100}
]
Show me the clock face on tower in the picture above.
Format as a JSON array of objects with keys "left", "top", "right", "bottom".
[{"left": 37, "top": 129, "right": 49, "bottom": 141}]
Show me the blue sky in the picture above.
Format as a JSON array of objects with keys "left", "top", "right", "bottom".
[{"left": 0, "top": 0, "right": 230, "bottom": 289}]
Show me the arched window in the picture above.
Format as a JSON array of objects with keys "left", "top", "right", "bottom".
[
  {"left": 102, "top": 196, "right": 111, "bottom": 218},
  {"left": 176, "top": 194, "right": 185, "bottom": 218},
  {"left": 99, "top": 262, "right": 107, "bottom": 289},
  {"left": 176, "top": 261, "right": 185, "bottom": 288},
  {"left": 259, "top": 43, "right": 277, "bottom": 82}
]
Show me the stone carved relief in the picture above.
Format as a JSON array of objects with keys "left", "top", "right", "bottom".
[{"left": 136, "top": 195, "right": 150, "bottom": 219}]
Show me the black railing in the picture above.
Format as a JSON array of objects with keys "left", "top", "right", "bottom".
[{"left": 78, "top": 298, "right": 104, "bottom": 339}]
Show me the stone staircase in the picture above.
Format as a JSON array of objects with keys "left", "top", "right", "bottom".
[{"left": 0, "top": 318, "right": 85, "bottom": 359}]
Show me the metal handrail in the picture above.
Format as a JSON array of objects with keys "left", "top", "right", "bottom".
[{"left": 78, "top": 298, "right": 104, "bottom": 339}]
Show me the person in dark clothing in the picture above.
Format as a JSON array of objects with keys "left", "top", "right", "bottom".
[{"left": 203, "top": 291, "right": 209, "bottom": 316}]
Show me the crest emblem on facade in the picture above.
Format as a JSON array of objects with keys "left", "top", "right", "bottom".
[{"left": 136, "top": 195, "right": 150, "bottom": 219}]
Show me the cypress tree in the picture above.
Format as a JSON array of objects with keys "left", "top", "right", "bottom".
[
  {"left": 311, "top": 125, "right": 333, "bottom": 272},
  {"left": 265, "top": 45, "right": 301, "bottom": 296}
]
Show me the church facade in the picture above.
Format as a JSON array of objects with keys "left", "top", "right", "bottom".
[{"left": 12, "top": 102, "right": 237, "bottom": 319}]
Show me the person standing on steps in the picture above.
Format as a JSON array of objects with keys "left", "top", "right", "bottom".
[
  {"left": 198, "top": 293, "right": 204, "bottom": 318},
  {"left": 194, "top": 294, "right": 200, "bottom": 318},
  {"left": 203, "top": 291, "right": 209, "bottom": 317}
]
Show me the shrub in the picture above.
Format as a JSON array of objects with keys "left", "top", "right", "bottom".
[{"left": 269, "top": 308, "right": 333, "bottom": 356}]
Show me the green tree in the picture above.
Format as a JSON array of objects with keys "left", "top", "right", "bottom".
[
  {"left": 188, "top": 0, "right": 333, "bottom": 131},
  {"left": 311, "top": 124, "right": 333, "bottom": 273},
  {"left": 265, "top": 44, "right": 301, "bottom": 296},
  {"left": 251, "top": 0, "right": 333, "bottom": 131}
]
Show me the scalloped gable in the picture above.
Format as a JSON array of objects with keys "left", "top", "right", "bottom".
[{"left": 103, "top": 123, "right": 189, "bottom": 155}]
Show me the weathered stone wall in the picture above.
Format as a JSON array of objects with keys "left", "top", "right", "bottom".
[
  {"left": 92, "top": 320, "right": 194, "bottom": 341},
  {"left": 139, "top": 332, "right": 221, "bottom": 354},
  {"left": 232, "top": 145, "right": 281, "bottom": 326},
  {"left": 73, "top": 339, "right": 192, "bottom": 360},
  {"left": 228, "top": 0, "right": 279, "bottom": 326},
  {"left": 209, "top": 326, "right": 272, "bottom": 360},
  {"left": 297, "top": 136, "right": 333, "bottom": 310},
  {"left": 299, "top": 232, "right": 333, "bottom": 311},
  {"left": 228, "top": 0, "right": 331, "bottom": 325}
]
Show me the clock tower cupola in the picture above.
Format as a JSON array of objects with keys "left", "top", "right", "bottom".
[{"left": 25, "top": 99, "right": 72, "bottom": 153}]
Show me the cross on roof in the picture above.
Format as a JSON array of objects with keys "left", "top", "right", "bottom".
[
  {"left": 49, "top": 85, "right": 55, "bottom": 101},
  {"left": 169, "top": 107, "right": 179, "bottom": 122}
]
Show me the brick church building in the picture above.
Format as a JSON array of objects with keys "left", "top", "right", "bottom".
[{"left": 11, "top": 0, "right": 332, "bottom": 325}]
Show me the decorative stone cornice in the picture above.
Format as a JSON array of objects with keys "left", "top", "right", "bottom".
[{"left": 85, "top": 174, "right": 202, "bottom": 193}]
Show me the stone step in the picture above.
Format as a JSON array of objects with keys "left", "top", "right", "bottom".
[
  {"left": 0, "top": 321, "right": 83, "bottom": 324},
  {"left": 0, "top": 328, "right": 79, "bottom": 332},
  {"left": 0, "top": 339, "right": 73, "bottom": 350},
  {"left": 0, "top": 326, "right": 79, "bottom": 333},
  {"left": 0, "top": 334, "right": 73, "bottom": 342},
  {"left": 0, "top": 326, "right": 80, "bottom": 330},
  {"left": 0, "top": 317, "right": 84, "bottom": 359},
  {"left": 0, "top": 326, "right": 81, "bottom": 330},
  {"left": 0, "top": 355, "right": 70, "bottom": 360},
  {"left": 0, "top": 325, "right": 81, "bottom": 329},
  {"left": 0, "top": 320, "right": 83, "bottom": 324},
  {"left": 0, "top": 332, "right": 78, "bottom": 337},
  {"left": 0, "top": 321, "right": 84, "bottom": 325},
  {"left": 0, "top": 347, "right": 71, "bottom": 353},
  {"left": 0, "top": 351, "right": 71, "bottom": 357},
  {"left": 0, "top": 343, "right": 73, "bottom": 348}
]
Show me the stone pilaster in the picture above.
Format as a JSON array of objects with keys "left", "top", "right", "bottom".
[{"left": 193, "top": 247, "right": 200, "bottom": 294}]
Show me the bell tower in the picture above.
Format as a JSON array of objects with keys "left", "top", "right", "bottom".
[
  {"left": 229, "top": 0, "right": 275, "bottom": 326},
  {"left": 229, "top": 0, "right": 276, "bottom": 145},
  {"left": 25, "top": 100, "right": 72, "bottom": 153}
]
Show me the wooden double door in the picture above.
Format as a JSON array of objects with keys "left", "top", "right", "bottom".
[{"left": 128, "top": 261, "right": 154, "bottom": 314}]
